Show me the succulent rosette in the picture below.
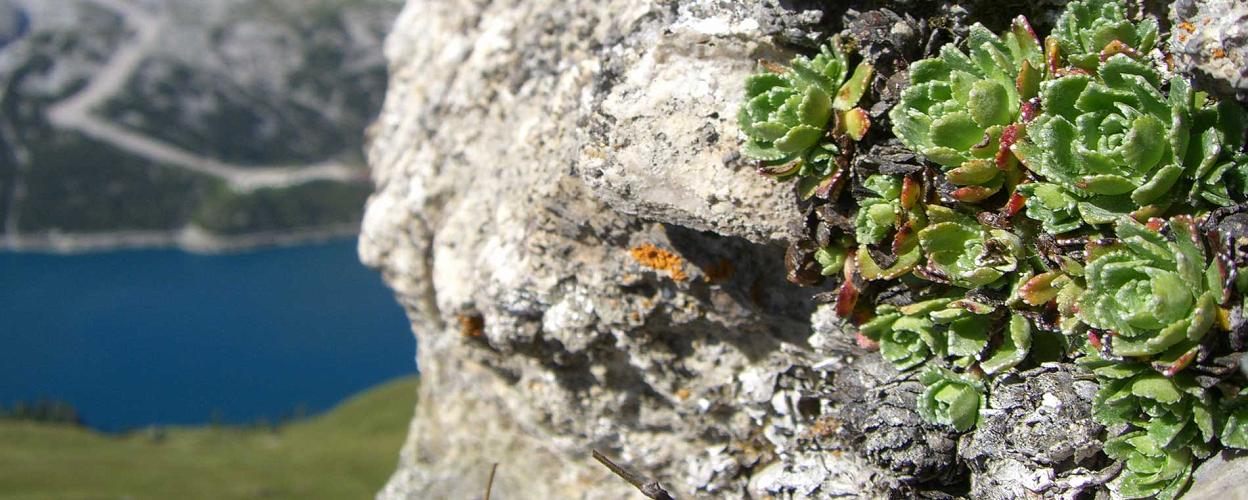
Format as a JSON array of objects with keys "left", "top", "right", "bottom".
[
  {"left": 1014, "top": 182, "right": 1083, "bottom": 234},
  {"left": 738, "top": 36, "right": 873, "bottom": 198},
  {"left": 1014, "top": 57, "right": 1247, "bottom": 227},
  {"left": 861, "top": 297, "right": 1031, "bottom": 374},
  {"left": 1081, "top": 352, "right": 1217, "bottom": 450},
  {"left": 1050, "top": 0, "right": 1158, "bottom": 72},
  {"left": 854, "top": 175, "right": 927, "bottom": 280},
  {"left": 918, "top": 367, "right": 985, "bottom": 432},
  {"left": 1077, "top": 216, "right": 1218, "bottom": 357},
  {"left": 890, "top": 17, "right": 1042, "bottom": 202},
  {"left": 855, "top": 175, "right": 904, "bottom": 245},
  {"left": 813, "top": 244, "right": 849, "bottom": 277},
  {"left": 860, "top": 298, "right": 952, "bottom": 371},
  {"left": 916, "top": 206, "right": 1023, "bottom": 288},
  {"left": 1104, "top": 431, "right": 1193, "bottom": 500}
]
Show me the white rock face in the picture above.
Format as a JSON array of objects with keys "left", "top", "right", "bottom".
[{"left": 360, "top": 1, "right": 839, "bottom": 497}]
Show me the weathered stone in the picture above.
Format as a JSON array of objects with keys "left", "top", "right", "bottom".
[
  {"left": 960, "top": 365, "right": 1107, "bottom": 500},
  {"left": 1187, "top": 450, "right": 1248, "bottom": 500},
  {"left": 1171, "top": 0, "right": 1248, "bottom": 103},
  {"left": 362, "top": 2, "right": 840, "bottom": 496}
]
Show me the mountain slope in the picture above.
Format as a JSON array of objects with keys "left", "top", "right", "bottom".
[{"left": 0, "top": 0, "right": 398, "bottom": 252}]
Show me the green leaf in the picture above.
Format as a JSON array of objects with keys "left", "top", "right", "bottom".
[
  {"left": 968, "top": 80, "right": 1013, "bottom": 127},
  {"left": 1100, "top": 54, "right": 1161, "bottom": 89},
  {"left": 1078, "top": 174, "right": 1137, "bottom": 195},
  {"left": 1218, "top": 98, "right": 1246, "bottom": 151},
  {"left": 1041, "top": 75, "right": 1090, "bottom": 119},
  {"left": 981, "top": 313, "right": 1032, "bottom": 374},
  {"left": 944, "top": 382, "right": 981, "bottom": 432},
  {"left": 909, "top": 58, "right": 950, "bottom": 84},
  {"left": 948, "top": 315, "right": 990, "bottom": 357},
  {"left": 891, "top": 105, "right": 933, "bottom": 152},
  {"left": 814, "top": 246, "right": 847, "bottom": 276},
  {"left": 918, "top": 368, "right": 983, "bottom": 432},
  {"left": 797, "top": 172, "right": 834, "bottom": 201},
  {"left": 1122, "top": 114, "right": 1167, "bottom": 172},
  {"left": 740, "top": 140, "right": 788, "bottom": 162},
  {"left": 745, "top": 73, "right": 787, "bottom": 97},
  {"left": 1131, "top": 373, "right": 1182, "bottom": 404},
  {"left": 752, "top": 121, "right": 790, "bottom": 141},
  {"left": 798, "top": 86, "right": 833, "bottom": 128},
  {"left": 946, "top": 159, "right": 999, "bottom": 185},
  {"left": 1016, "top": 59, "right": 1041, "bottom": 100},
  {"left": 842, "top": 108, "right": 871, "bottom": 141},
  {"left": 1223, "top": 405, "right": 1248, "bottom": 449},
  {"left": 1131, "top": 164, "right": 1182, "bottom": 205},
  {"left": 856, "top": 201, "right": 898, "bottom": 245},
  {"left": 930, "top": 112, "right": 986, "bottom": 152},
  {"left": 773, "top": 125, "right": 823, "bottom": 153},
  {"left": 833, "top": 62, "right": 874, "bottom": 111}
]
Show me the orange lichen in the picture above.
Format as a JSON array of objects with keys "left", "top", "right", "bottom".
[
  {"left": 458, "top": 314, "right": 485, "bottom": 338},
  {"left": 630, "top": 243, "right": 688, "bottom": 281},
  {"left": 810, "top": 417, "right": 842, "bottom": 438},
  {"left": 1178, "top": 21, "right": 1196, "bottom": 33},
  {"left": 1213, "top": 48, "right": 1227, "bottom": 59},
  {"left": 675, "top": 388, "right": 692, "bottom": 401},
  {"left": 701, "top": 258, "right": 735, "bottom": 283}
]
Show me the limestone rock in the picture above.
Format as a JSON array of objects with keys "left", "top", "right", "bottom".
[
  {"left": 1170, "top": 0, "right": 1248, "bottom": 103},
  {"left": 959, "top": 365, "right": 1107, "bottom": 500},
  {"left": 362, "top": 1, "right": 834, "bottom": 496}
]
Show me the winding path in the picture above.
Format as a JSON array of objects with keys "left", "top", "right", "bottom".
[{"left": 46, "top": 0, "right": 361, "bottom": 192}]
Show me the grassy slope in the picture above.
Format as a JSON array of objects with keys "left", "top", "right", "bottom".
[{"left": 0, "top": 375, "right": 418, "bottom": 499}]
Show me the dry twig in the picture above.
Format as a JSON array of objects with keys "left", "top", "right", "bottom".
[
  {"left": 484, "top": 463, "right": 498, "bottom": 500},
  {"left": 591, "top": 450, "right": 675, "bottom": 500}
]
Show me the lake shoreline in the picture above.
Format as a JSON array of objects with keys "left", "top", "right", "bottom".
[
  {"left": 2, "top": 223, "right": 360, "bottom": 255},
  {"left": 1, "top": 239, "right": 413, "bottom": 431}
]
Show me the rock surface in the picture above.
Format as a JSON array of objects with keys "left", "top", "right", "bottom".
[
  {"left": 1170, "top": 0, "right": 1248, "bottom": 103},
  {"left": 361, "top": 1, "right": 1248, "bottom": 498}
]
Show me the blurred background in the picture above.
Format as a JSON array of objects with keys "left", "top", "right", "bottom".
[{"left": 0, "top": 0, "right": 414, "bottom": 497}]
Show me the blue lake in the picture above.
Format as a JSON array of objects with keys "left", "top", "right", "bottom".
[{"left": 0, "top": 240, "right": 415, "bottom": 431}]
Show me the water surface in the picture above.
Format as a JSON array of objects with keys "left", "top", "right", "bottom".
[{"left": 0, "top": 240, "right": 414, "bottom": 431}]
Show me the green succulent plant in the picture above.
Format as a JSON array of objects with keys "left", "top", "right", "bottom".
[
  {"left": 1081, "top": 352, "right": 1217, "bottom": 451},
  {"left": 860, "top": 297, "right": 952, "bottom": 371},
  {"left": 814, "top": 243, "right": 851, "bottom": 277},
  {"left": 855, "top": 175, "right": 904, "bottom": 246},
  {"left": 1223, "top": 388, "right": 1248, "bottom": 449},
  {"left": 1104, "top": 431, "right": 1193, "bottom": 500},
  {"left": 916, "top": 206, "right": 1023, "bottom": 288},
  {"left": 979, "top": 313, "right": 1033, "bottom": 374},
  {"left": 855, "top": 175, "right": 927, "bottom": 280},
  {"left": 1077, "top": 216, "right": 1218, "bottom": 357},
  {"left": 1018, "top": 268, "right": 1086, "bottom": 335},
  {"left": 860, "top": 296, "right": 1032, "bottom": 374},
  {"left": 1050, "top": 0, "right": 1158, "bottom": 72},
  {"left": 918, "top": 367, "right": 985, "bottom": 432},
  {"left": 1014, "top": 182, "right": 1083, "bottom": 234},
  {"left": 1013, "top": 57, "right": 1247, "bottom": 227},
  {"left": 738, "top": 36, "right": 874, "bottom": 198},
  {"left": 739, "top": 0, "right": 1248, "bottom": 491},
  {"left": 890, "top": 17, "right": 1042, "bottom": 202}
]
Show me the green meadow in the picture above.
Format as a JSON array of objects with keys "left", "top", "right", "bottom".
[{"left": 0, "top": 376, "right": 418, "bottom": 499}]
